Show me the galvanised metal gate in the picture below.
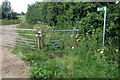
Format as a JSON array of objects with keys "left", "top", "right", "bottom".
[
  {"left": 35, "top": 27, "right": 79, "bottom": 49},
  {"left": 0, "top": 27, "right": 36, "bottom": 48},
  {"left": 0, "top": 27, "right": 79, "bottom": 49}
]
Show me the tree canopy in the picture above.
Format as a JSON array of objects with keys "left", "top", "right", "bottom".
[{"left": 1, "top": 0, "right": 18, "bottom": 19}]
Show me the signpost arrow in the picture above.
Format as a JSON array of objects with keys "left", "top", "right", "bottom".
[{"left": 97, "top": 7, "right": 105, "bottom": 11}]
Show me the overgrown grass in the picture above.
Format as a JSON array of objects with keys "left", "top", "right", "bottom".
[
  {"left": 17, "top": 15, "right": 25, "bottom": 21},
  {"left": 12, "top": 22, "right": 119, "bottom": 79},
  {"left": 1, "top": 19, "right": 21, "bottom": 25}
]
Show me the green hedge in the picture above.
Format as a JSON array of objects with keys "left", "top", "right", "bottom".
[
  {"left": 26, "top": 2, "right": 120, "bottom": 29},
  {"left": 26, "top": 2, "right": 120, "bottom": 49}
]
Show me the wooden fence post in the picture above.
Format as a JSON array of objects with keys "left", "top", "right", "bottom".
[
  {"left": 41, "top": 30, "right": 44, "bottom": 49},
  {"left": 36, "top": 27, "right": 41, "bottom": 49},
  {"left": 36, "top": 28, "right": 44, "bottom": 49}
]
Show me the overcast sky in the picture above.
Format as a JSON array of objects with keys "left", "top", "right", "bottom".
[{"left": 0, "top": 0, "right": 42, "bottom": 13}]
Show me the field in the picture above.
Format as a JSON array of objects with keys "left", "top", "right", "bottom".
[
  {"left": 0, "top": 15, "right": 25, "bottom": 25},
  {"left": 17, "top": 15, "right": 25, "bottom": 21}
]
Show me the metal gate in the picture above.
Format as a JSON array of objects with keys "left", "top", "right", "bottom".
[
  {"left": 35, "top": 28, "right": 79, "bottom": 49},
  {"left": 0, "top": 27, "right": 36, "bottom": 48},
  {"left": 0, "top": 27, "right": 79, "bottom": 49}
]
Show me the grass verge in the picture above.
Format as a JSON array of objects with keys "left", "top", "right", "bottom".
[{"left": 1, "top": 19, "right": 21, "bottom": 25}]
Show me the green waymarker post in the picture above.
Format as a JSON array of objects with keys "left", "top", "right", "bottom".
[{"left": 97, "top": 6, "right": 107, "bottom": 46}]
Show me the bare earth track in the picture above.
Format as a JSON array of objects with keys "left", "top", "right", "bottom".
[{"left": 0, "top": 24, "right": 29, "bottom": 79}]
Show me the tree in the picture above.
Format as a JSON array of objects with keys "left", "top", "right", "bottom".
[
  {"left": 2, "top": 0, "right": 18, "bottom": 19},
  {"left": 0, "top": 5, "right": 2, "bottom": 19},
  {"left": 21, "top": 12, "right": 25, "bottom": 15}
]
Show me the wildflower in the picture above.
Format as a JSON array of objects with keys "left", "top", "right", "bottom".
[
  {"left": 100, "top": 50, "right": 104, "bottom": 54},
  {"left": 97, "top": 49, "right": 100, "bottom": 51},
  {"left": 72, "top": 47, "right": 74, "bottom": 49},
  {"left": 86, "top": 32, "right": 88, "bottom": 35},
  {"left": 116, "top": 49, "right": 118, "bottom": 52}
]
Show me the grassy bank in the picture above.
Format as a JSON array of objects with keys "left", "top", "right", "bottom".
[
  {"left": 1, "top": 19, "right": 21, "bottom": 25},
  {"left": 12, "top": 23, "right": 119, "bottom": 79}
]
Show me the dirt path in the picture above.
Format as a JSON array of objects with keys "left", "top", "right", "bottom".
[
  {"left": 0, "top": 40, "right": 2, "bottom": 79},
  {"left": 0, "top": 24, "right": 29, "bottom": 79}
]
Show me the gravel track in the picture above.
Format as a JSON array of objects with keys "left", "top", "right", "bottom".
[{"left": 0, "top": 24, "right": 29, "bottom": 79}]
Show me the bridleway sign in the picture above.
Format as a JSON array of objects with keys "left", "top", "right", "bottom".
[{"left": 97, "top": 6, "right": 107, "bottom": 46}]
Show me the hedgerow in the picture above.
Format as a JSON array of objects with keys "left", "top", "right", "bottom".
[{"left": 26, "top": 2, "right": 120, "bottom": 47}]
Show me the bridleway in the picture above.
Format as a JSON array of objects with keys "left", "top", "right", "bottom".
[{"left": 0, "top": 24, "right": 29, "bottom": 78}]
